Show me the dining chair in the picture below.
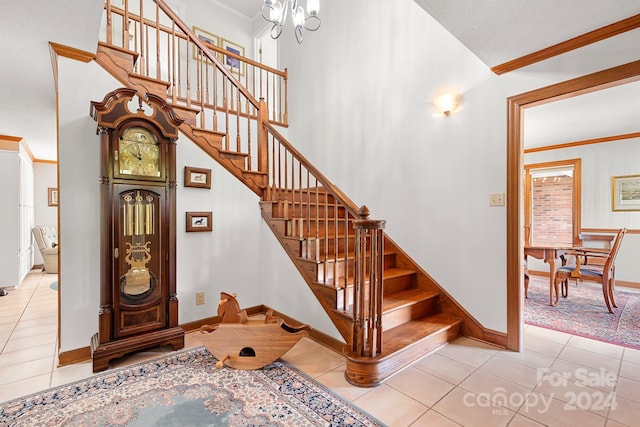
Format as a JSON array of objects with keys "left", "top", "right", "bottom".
[
  {"left": 554, "top": 228, "right": 626, "bottom": 313},
  {"left": 576, "top": 232, "right": 615, "bottom": 268}
]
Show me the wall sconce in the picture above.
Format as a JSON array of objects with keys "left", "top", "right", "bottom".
[{"left": 435, "top": 93, "right": 462, "bottom": 117}]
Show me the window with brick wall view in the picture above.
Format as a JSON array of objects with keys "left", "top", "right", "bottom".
[{"left": 526, "top": 163, "right": 579, "bottom": 246}]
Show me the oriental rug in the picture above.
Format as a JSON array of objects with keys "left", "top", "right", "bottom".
[
  {"left": 524, "top": 276, "right": 640, "bottom": 350},
  {"left": 0, "top": 346, "right": 382, "bottom": 426}
]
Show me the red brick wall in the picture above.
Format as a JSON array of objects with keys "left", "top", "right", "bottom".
[{"left": 531, "top": 176, "right": 573, "bottom": 245}]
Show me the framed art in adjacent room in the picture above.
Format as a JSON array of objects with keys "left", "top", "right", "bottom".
[
  {"left": 612, "top": 174, "right": 640, "bottom": 211},
  {"left": 186, "top": 211, "right": 212, "bottom": 232},
  {"left": 221, "top": 38, "right": 245, "bottom": 76},
  {"left": 184, "top": 166, "right": 211, "bottom": 189},
  {"left": 48, "top": 187, "right": 58, "bottom": 206}
]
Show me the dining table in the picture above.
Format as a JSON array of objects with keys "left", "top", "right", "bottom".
[
  {"left": 524, "top": 244, "right": 569, "bottom": 306},
  {"left": 524, "top": 244, "right": 611, "bottom": 306}
]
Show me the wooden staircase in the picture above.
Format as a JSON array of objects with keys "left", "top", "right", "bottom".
[
  {"left": 91, "top": 0, "right": 490, "bottom": 387},
  {"left": 259, "top": 191, "right": 462, "bottom": 386}
]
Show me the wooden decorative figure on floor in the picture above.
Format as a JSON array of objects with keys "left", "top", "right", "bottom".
[{"left": 197, "top": 292, "right": 310, "bottom": 369}]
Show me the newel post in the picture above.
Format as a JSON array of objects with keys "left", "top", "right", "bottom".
[
  {"left": 257, "top": 99, "right": 270, "bottom": 196},
  {"left": 352, "top": 205, "right": 386, "bottom": 357},
  {"left": 257, "top": 99, "right": 269, "bottom": 173}
]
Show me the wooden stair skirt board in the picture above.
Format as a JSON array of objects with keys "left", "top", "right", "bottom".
[{"left": 344, "top": 313, "right": 462, "bottom": 387}]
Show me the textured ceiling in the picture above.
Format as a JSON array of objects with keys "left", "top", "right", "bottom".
[
  {"left": 1, "top": 0, "right": 639, "bottom": 160},
  {"left": 413, "top": 0, "right": 640, "bottom": 68}
]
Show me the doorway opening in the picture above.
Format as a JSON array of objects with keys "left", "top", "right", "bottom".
[{"left": 505, "top": 59, "right": 640, "bottom": 351}]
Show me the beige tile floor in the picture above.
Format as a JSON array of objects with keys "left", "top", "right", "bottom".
[{"left": 2, "top": 270, "right": 640, "bottom": 426}]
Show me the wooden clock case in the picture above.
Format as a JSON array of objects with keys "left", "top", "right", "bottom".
[{"left": 89, "top": 88, "right": 185, "bottom": 372}]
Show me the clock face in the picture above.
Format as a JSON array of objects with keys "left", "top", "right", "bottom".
[{"left": 118, "top": 127, "right": 160, "bottom": 177}]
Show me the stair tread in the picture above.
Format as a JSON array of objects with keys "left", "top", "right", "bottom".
[
  {"left": 383, "top": 288, "right": 439, "bottom": 312},
  {"left": 191, "top": 126, "right": 226, "bottom": 137},
  {"left": 384, "top": 268, "right": 417, "bottom": 279},
  {"left": 382, "top": 313, "right": 462, "bottom": 354}
]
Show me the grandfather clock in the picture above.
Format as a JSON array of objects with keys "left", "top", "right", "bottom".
[{"left": 90, "top": 88, "right": 184, "bottom": 372}]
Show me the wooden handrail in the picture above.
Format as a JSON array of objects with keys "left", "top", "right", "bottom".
[
  {"left": 103, "top": 0, "right": 288, "bottom": 126},
  {"left": 199, "top": 39, "right": 286, "bottom": 79},
  {"left": 154, "top": 0, "right": 258, "bottom": 108},
  {"left": 263, "top": 122, "right": 360, "bottom": 217}
]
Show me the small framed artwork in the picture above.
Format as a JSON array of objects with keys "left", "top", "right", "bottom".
[
  {"left": 186, "top": 211, "right": 213, "bottom": 232},
  {"left": 192, "top": 26, "right": 220, "bottom": 62},
  {"left": 221, "top": 38, "right": 245, "bottom": 76},
  {"left": 48, "top": 187, "right": 59, "bottom": 207},
  {"left": 612, "top": 174, "right": 640, "bottom": 211},
  {"left": 184, "top": 166, "right": 211, "bottom": 189}
]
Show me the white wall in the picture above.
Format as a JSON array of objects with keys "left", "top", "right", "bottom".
[
  {"left": 277, "top": 0, "right": 635, "bottom": 331},
  {"left": 183, "top": 0, "right": 255, "bottom": 60},
  {"left": 33, "top": 162, "right": 58, "bottom": 266},
  {"left": 0, "top": 150, "right": 21, "bottom": 286},
  {"left": 525, "top": 137, "right": 640, "bottom": 282}
]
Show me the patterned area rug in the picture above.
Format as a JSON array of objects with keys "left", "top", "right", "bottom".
[
  {"left": 525, "top": 276, "right": 640, "bottom": 349},
  {"left": 0, "top": 347, "right": 382, "bottom": 426}
]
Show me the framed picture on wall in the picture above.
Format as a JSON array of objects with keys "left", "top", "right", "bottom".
[
  {"left": 186, "top": 211, "right": 213, "bottom": 232},
  {"left": 184, "top": 166, "right": 211, "bottom": 189},
  {"left": 612, "top": 174, "right": 640, "bottom": 211},
  {"left": 192, "top": 26, "right": 220, "bottom": 62},
  {"left": 48, "top": 187, "right": 58, "bottom": 206},
  {"left": 221, "top": 38, "right": 245, "bottom": 76}
]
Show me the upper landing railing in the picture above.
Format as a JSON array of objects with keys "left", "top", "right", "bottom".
[{"left": 103, "top": 0, "right": 287, "bottom": 127}]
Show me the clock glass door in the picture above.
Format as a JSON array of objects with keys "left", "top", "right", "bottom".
[{"left": 114, "top": 187, "right": 166, "bottom": 337}]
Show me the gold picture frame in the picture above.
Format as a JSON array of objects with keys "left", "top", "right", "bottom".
[
  {"left": 612, "top": 174, "right": 640, "bottom": 211},
  {"left": 184, "top": 166, "right": 211, "bottom": 189},
  {"left": 48, "top": 187, "right": 58, "bottom": 206},
  {"left": 186, "top": 211, "right": 212, "bottom": 232},
  {"left": 221, "top": 38, "right": 245, "bottom": 76},
  {"left": 192, "top": 26, "right": 220, "bottom": 62}
]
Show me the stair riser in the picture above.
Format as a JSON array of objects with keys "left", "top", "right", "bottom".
[
  {"left": 192, "top": 129, "right": 224, "bottom": 150},
  {"left": 172, "top": 105, "right": 199, "bottom": 126},
  {"left": 272, "top": 189, "right": 335, "bottom": 204},
  {"left": 301, "top": 236, "right": 356, "bottom": 259},
  {"left": 220, "top": 152, "right": 246, "bottom": 168},
  {"left": 286, "top": 218, "right": 352, "bottom": 238},
  {"left": 242, "top": 171, "right": 268, "bottom": 189},
  {"left": 382, "top": 298, "right": 437, "bottom": 330},
  {"left": 384, "top": 274, "right": 416, "bottom": 295},
  {"left": 314, "top": 252, "right": 398, "bottom": 285},
  {"left": 129, "top": 75, "right": 169, "bottom": 99},
  {"left": 96, "top": 43, "right": 136, "bottom": 73},
  {"left": 314, "top": 284, "right": 353, "bottom": 313},
  {"left": 273, "top": 203, "right": 348, "bottom": 219}
]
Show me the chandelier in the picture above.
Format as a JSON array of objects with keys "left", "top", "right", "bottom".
[{"left": 261, "top": 0, "right": 321, "bottom": 44}]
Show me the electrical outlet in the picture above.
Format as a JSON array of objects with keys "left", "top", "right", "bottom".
[
  {"left": 196, "top": 291, "right": 205, "bottom": 305},
  {"left": 489, "top": 192, "right": 505, "bottom": 207}
]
